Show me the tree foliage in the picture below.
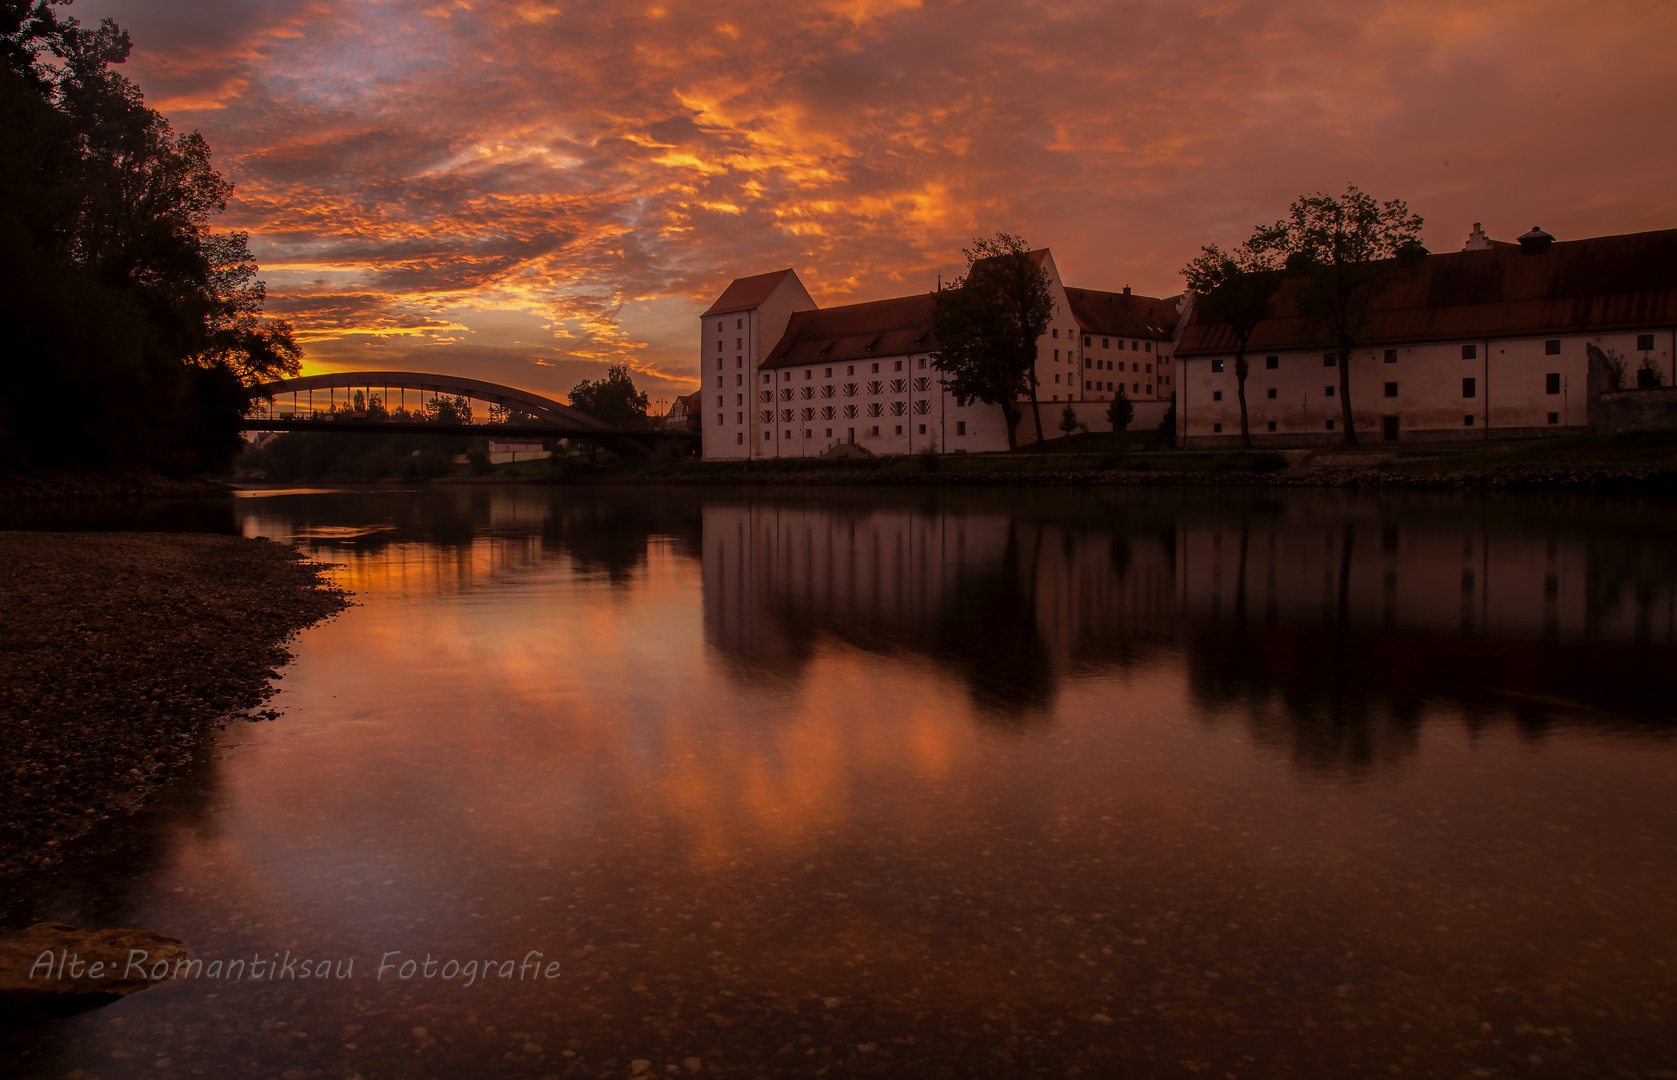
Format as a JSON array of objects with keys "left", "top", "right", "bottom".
[
  {"left": 1252, "top": 185, "right": 1425, "bottom": 445},
  {"left": 1107, "top": 385, "right": 1134, "bottom": 432},
  {"left": 1181, "top": 239, "right": 1282, "bottom": 447},
  {"left": 931, "top": 233, "right": 1053, "bottom": 451},
  {"left": 568, "top": 364, "right": 650, "bottom": 428},
  {"left": 0, "top": 1, "right": 296, "bottom": 473}
]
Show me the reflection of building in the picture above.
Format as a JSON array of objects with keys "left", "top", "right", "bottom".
[
  {"left": 701, "top": 492, "right": 1677, "bottom": 741},
  {"left": 698, "top": 254, "right": 1180, "bottom": 460},
  {"left": 700, "top": 498, "right": 1179, "bottom": 707}
]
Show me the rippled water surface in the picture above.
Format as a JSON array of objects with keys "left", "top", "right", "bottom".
[{"left": 8, "top": 486, "right": 1677, "bottom": 1078}]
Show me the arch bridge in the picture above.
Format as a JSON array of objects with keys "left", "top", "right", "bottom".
[{"left": 246, "top": 371, "right": 686, "bottom": 458}]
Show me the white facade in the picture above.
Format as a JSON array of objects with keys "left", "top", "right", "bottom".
[
  {"left": 699, "top": 251, "right": 1180, "bottom": 459},
  {"left": 1179, "top": 329, "right": 1674, "bottom": 446}
]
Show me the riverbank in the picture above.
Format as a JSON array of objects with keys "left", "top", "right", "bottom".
[
  {"left": 0, "top": 533, "right": 349, "bottom": 917},
  {"left": 422, "top": 429, "right": 1677, "bottom": 492},
  {"left": 0, "top": 468, "right": 229, "bottom": 503}
]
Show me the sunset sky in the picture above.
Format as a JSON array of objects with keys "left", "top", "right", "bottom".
[{"left": 73, "top": 0, "right": 1677, "bottom": 407}]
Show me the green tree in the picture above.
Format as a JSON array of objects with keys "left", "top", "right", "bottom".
[
  {"left": 1057, "top": 404, "right": 1079, "bottom": 449},
  {"left": 1107, "top": 385, "right": 1134, "bottom": 433},
  {"left": 568, "top": 364, "right": 650, "bottom": 427},
  {"left": 1181, "top": 240, "right": 1282, "bottom": 447},
  {"left": 1253, "top": 185, "right": 1425, "bottom": 445},
  {"left": 931, "top": 232, "right": 1054, "bottom": 451}
]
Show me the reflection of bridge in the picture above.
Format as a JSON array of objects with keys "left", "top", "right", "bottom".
[{"left": 244, "top": 371, "right": 688, "bottom": 458}]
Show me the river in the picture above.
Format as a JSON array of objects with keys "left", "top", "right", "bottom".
[{"left": 6, "top": 485, "right": 1676, "bottom": 1078}]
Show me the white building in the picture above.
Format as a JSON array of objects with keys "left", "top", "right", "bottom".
[
  {"left": 699, "top": 251, "right": 1180, "bottom": 459},
  {"left": 1174, "top": 226, "right": 1677, "bottom": 447}
]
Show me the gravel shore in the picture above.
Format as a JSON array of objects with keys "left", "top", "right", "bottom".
[{"left": 0, "top": 532, "right": 348, "bottom": 916}]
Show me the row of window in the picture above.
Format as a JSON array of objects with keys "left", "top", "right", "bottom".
[
  {"left": 751, "top": 421, "right": 971, "bottom": 444},
  {"left": 1049, "top": 327, "right": 1158, "bottom": 353},
  {"left": 1209, "top": 375, "right": 1562, "bottom": 401},
  {"left": 1209, "top": 337, "right": 1664, "bottom": 373}
]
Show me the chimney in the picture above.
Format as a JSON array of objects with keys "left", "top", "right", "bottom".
[
  {"left": 1463, "top": 222, "right": 1491, "bottom": 251},
  {"left": 1517, "top": 226, "right": 1555, "bottom": 255},
  {"left": 1122, "top": 285, "right": 1131, "bottom": 296}
]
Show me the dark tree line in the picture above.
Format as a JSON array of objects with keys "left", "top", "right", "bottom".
[{"left": 0, "top": 1, "right": 297, "bottom": 474}]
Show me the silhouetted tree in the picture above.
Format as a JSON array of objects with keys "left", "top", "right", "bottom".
[
  {"left": 0, "top": 1, "right": 297, "bottom": 473},
  {"left": 931, "top": 233, "right": 1054, "bottom": 450},
  {"left": 1253, "top": 186, "right": 1425, "bottom": 445},
  {"left": 1181, "top": 239, "right": 1283, "bottom": 447},
  {"left": 568, "top": 364, "right": 651, "bottom": 427}
]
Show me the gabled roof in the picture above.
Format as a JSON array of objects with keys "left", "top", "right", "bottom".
[
  {"left": 702, "top": 269, "right": 799, "bottom": 317},
  {"left": 1065, "top": 287, "right": 1180, "bottom": 340},
  {"left": 1176, "top": 228, "right": 1677, "bottom": 357},
  {"left": 763, "top": 293, "right": 938, "bottom": 369}
]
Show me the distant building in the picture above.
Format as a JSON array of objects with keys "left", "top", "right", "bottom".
[
  {"left": 662, "top": 391, "right": 702, "bottom": 433},
  {"left": 1173, "top": 227, "right": 1677, "bottom": 446},
  {"left": 699, "top": 251, "right": 1179, "bottom": 459}
]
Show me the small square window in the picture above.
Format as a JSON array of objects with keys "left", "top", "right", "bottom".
[
  {"left": 825, "top": 428, "right": 832, "bottom": 437},
  {"left": 1384, "top": 382, "right": 1399, "bottom": 397},
  {"left": 1325, "top": 385, "right": 1336, "bottom": 397},
  {"left": 1464, "top": 415, "right": 1475, "bottom": 426},
  {"left": 1145, "top": 363, "right": 1151, "bottom": 374},
  {"left": 762, "top": 374, "right": 770, "bottom": 383},
  {"left": 894, "top": 425, "right": 903, "bottom": 435},
  {"left": 1382, "top": 349, "right": 1396, "bottom": 363},
  {"left": 804, "top": 370, "right": 812, "bottom": 379},
  {"left": 1267, "top": 421, "right": 1277, "bottom": 432},
  {"left": 1212, "top": 358, "right": 1225, "bottom": 373},
  {"left": 871, "top": 363, "right": 879, "bottom": 373},
  {"left": 1638, "top": 333, "right": 1656, "bottom": 351},
  {"left": 783, "top": 371, "right": 791, "bottom": 381},
  {"left": 764, "top": 431, "right": 770, "bottom": 441},
  {"left": 1213, "top": 422, "right": 1223, "bottom": 433},
  {"left": 894, "top": 360, "right": 903, "bottom": 371},
  {"left": 1325, "top": 352, "right": 1338, "bottom": 366},
  {"left": 918, "top": 424, "right": 927, "bottom": 434},
  {"left": 1547, "top": 412, "right": 1559, "bottom": 425},
  {"left": 1084, "top": 336, "right": 1092, "bottom": 347},
  {"left": 1102, "top": 338, "right": 1110, "bottom": 348},
  {"left": 1325, "top": 419, "right": 1335, "bottom": 430},
  {"left": 1267, "top": 388, "right": 1277, "bottom": 399},
  {"left": 1145, "top": 342, "right": 1153, "bottom": 353},
  {"left": 918, "top": 357, "right": 927, "bottom": 368},
  {"left": 1545, "top": 373, "right": 1561, "bottom": 394},
  {"left": 1266, "top": 356, "right": 1279, "bottom": 369},
  {"left": 824, "top": 367, "right": 832, "bottom": 378},
  {"left": 1462, "top": 377, "right": 1476, "bottom": 398},
  {"left": 736, "top": 432, "right": 743, "bottom": 444},
  {"left": 1118, "top": 340, "right": 1126, "bottom": 351},
  {"left": 956, "top": 421, "right": 966, "bottom": 436},
  {"left": 870, "top": 426, "right": 879, "bottom": 436},
  {"left": 1213, "top": 390, "right": 1223, "bottom": 401},
  {"left": 847, "top": 365, "right": 854, "bottom": 375},
  {"left": 805, "top": 429, "right": 812, "bottom": 438},
  {"left": 1545, "top": 340, "right": 1561, "bottom": 355},
  {"left": 1052, "top": 328, "right": 1059, "bottom": 339},
  {"left": 785, "top": 430, "right": 792, "bottom": 439},
  {"left": 1462, "top": 344, "right": 1477, "bottom": 360}
]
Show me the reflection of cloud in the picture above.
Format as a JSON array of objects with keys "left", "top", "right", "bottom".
[{"left": 79, "top": 0, "right": 1677, "bottom": 396}]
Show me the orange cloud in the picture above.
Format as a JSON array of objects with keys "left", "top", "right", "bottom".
[{"left": 76, "top": 0, "right": 1677, "bottom": 403}]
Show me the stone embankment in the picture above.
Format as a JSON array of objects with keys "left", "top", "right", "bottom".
[{"left": 0, "top": 533, "right": 349, "bottom": 918}]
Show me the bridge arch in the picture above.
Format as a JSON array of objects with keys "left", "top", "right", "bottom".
[{"left": 251, "top": 371, "right": 614, "bottom": 431}]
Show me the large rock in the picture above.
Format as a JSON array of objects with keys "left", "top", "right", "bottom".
[{"left": 0, "top": 922, "right": 190, "bottom": 1013}]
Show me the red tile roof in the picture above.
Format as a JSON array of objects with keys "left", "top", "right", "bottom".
[
  {"left": 702, "top": 269, "right": 799, "bottom": 316},
  {"left": 1177, "top": 228, "right": 1677, "bottom": 357},
  {"left": 763, "top": 293, "right": 938, "bottom": 369},
  {"left": 1065, "top": 287, "right": 1181, "bottom": 339}
]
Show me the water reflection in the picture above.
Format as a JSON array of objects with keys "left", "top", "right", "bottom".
[{"left": 6, "top": 486, "right": 1676, "bottom": 1078}]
